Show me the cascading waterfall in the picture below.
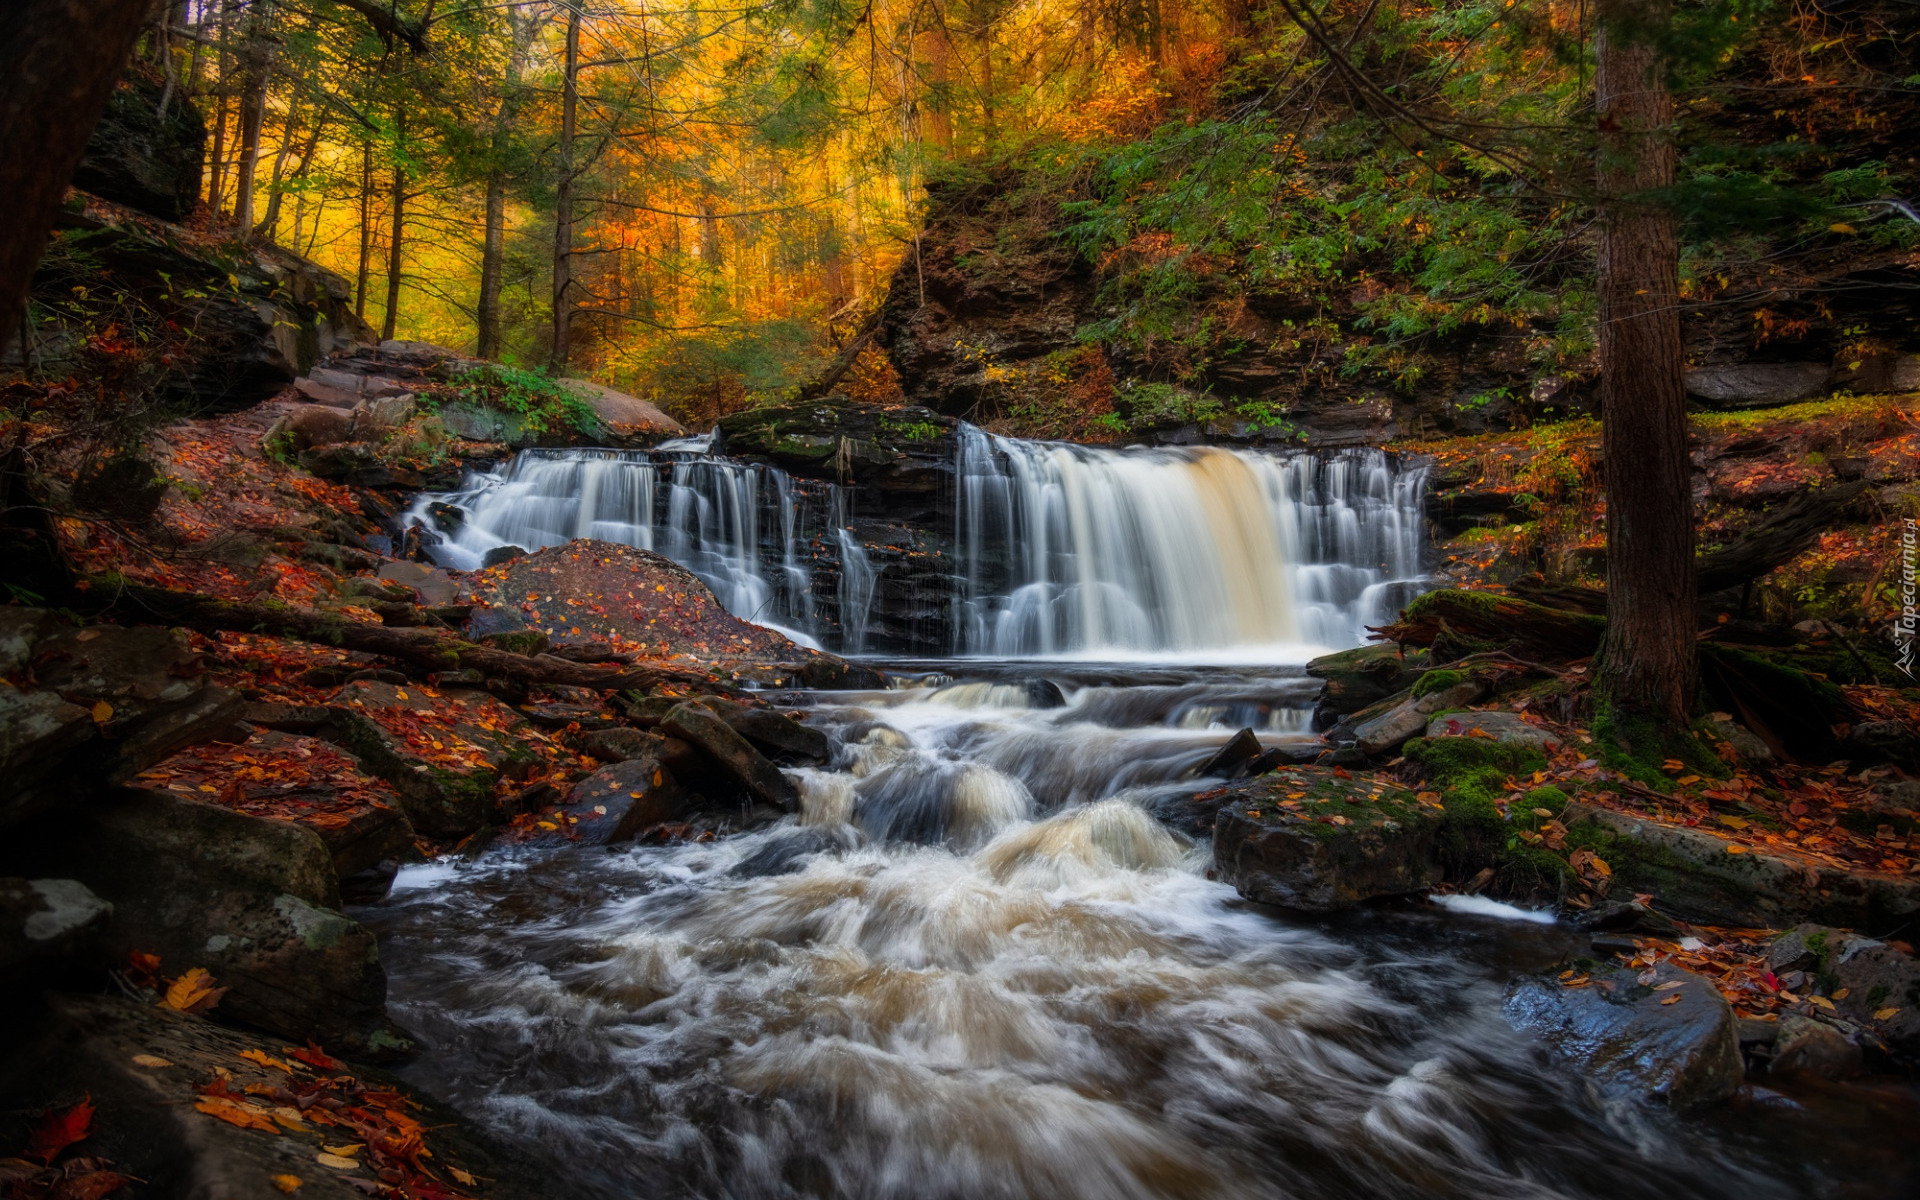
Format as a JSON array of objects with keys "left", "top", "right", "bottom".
[
  {"left": 406, "top": 427, "right": 1427, "bottom": 658},
  {"left": 954, "top": 427, "right": 1428, "bottom": 657}
]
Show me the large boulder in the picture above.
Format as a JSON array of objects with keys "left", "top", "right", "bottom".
[
  {"left": 1211, "top": 770, "right": 1444, "bottom": 911},
  {"left": 1504, "top": 962, "right": 1745, "bottom": 1109},
  {"left": 1305, "top": 644, "right": 1429, "bottom": 721},
  {"left": 1424, "top": 709, "right": 1563, "bottom": 754},
  {"left": 37, "top": 788, "right": 402, "bottom": 1057},
  {"left": 559, "top": 378, "right": 684, "bottom": 444},
  {"left": 1684, "top": 362, "right": 1828, "bottom": 408},
  {"left": 697, "top": 697, "right": 830, "bottom": 765},
  {"left": 567, "top": 754, "right": 696, "bottom": 842},
  {"left": 661, "top": 702, "right": 799, "bottom": 812},
  {"left": 714, "top": 399, "right": 959, "bottom": 493},
  {"left": 71, "top": 69, "right": 205, "bottom": 221}
]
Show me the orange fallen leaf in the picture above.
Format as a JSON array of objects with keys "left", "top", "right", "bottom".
[
  {"left": 239, "top": 1049, "right": 294, "bottom": 1074},
  {"left": 287, "top": 1042, "right": 343, "bottom": 1072},
  {"left": 26, "top": 1095, "right": 94, "bottom": 1164},
  {"left": 194, "top": 1096, "right": 279, "bottom": 1134},
  {"left": 270, "top": 1175, "right": 303, "bottom": 1194},
  {"left": 161, "top": 968, "right": 228, "bottom": 1013},
  {"left": 1660, "top": 994, "right": 1682, "bottom": 1005},
  {"left": 47, "top": 1169, "right": 131, "bottom": 1200}
]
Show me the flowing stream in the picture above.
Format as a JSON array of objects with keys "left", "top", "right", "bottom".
[{"left": 374, "top": 435, "right": 1914, "bottom": 1199}]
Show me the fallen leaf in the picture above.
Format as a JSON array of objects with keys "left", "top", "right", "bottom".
[
  {"left": 271, "top": 1175, "right": 303, "bottom": 1194},
  {"left": 26, "top": 1096, "right": 94, "bottom": 1164},
  {"left": 448, "top": 1166, "right": 477, "bottom": 1186},
  {"left": 194, "top": 1096, "right": 279, "bottom": 1134},
  {"left": 1875, "top": 1007, "right": 1902, "bottom": 1020},
  {"left": 286, "top": 1042, "right": 343, "bottom": 1072},
  {"left": 321, "top": 1144, "right": 364, "bottom": 1158},
  {"left": 47, "top": 1170, "right": 131, "bottom": 1200},
  {"left": 1831, "top": 988, "right": 1850, "bottom": 1001},
  {"left": 1726, "top": 844, "right": 1747, "bottom": 854},
  {"left": 240, "top": 1049, "right": 294, "bottom": 1074},
  {"left": 130, "top": 1055, "right": 172, "bottom": 1069},
  {"left": 315, "top": 1153, "right": 361, "bottom": 1170},
  {"left": 89, "top": 701, "right": 113, "bottom": 725},
  {"left": 1660, "top": 994, "right": 1682, "bottom": 1005},
  {"left": 1653, "top": 980, "right": 1685, "bottom": 990},
  {"left": 161, "top": 968, "right": 228, "bottom": 1013}
]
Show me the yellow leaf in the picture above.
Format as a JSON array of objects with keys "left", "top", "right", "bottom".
[
  {"left": 1831, "top": 987, "right": 1850, "bottom": 1000},
  {"left": 1874, "top": 1007, "right": 1902, "bottom": 1020},
  {"left": 449, "top": 1167, "right": 477, "bottom": 1186},
  {"left": 271, "top": 1108, "right": 309, "bottom": 1131},
  {"left": 90, "top": 700, "right": 114, "bottom": 724},
  {"left": 1829, "top": 222, "right": 1856, "bottom": 233},
  {"left": 320, "top": 1144, "right": 363, "bottom": 1158},
  {"left": 240, "top": 1049, "right": 294, "bottom": 1074},
  {"left": 1677, "top": 775, "right": 1701, "bottom": 785},
  {"left": 1717, "top": 815, "right": 1750, "bottom": 830},
  {"left": 131, "top": 1055, "right": 172, "bottom": 1069},
  {"left": 271, "top": 1175, "right": 303, "bottom": 1194},
  {"left": 1532, "top": 807, "right": 1554, "bottom": 818},
  {"left": 1660, "top": 994, "right": 1682, "bottom": 1005},
  {"left": 315, "top": 1154, "right": 361, "bottom": 1171},
  {"left": 1726, "top": 844, "right": 1747, "bottom": 854},
  {"left": 195, "top": 1096, "right": 279, "bottom": 1133},
  {"left": 1808, "top": 994, "right": 1835, "bottom": 1010},
  {"left": 162, "top": 967, "right": 225, "bottom": 1012},
  {"left": 1589, "top": 855, "right": 1611, "bottom": 877},
  {"left": 1654, "top": 980, "right": 1685, "bottom": 990}
]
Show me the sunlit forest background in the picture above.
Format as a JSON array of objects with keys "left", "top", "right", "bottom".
[{"left": 150, "top": 0, "right": 1914, "bottom": 426}]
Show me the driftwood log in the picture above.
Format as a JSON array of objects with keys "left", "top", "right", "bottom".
[{"left": 1373, "top": 590, "right": 1605, "bottom": 658}]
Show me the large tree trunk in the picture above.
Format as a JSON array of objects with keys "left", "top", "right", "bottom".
[
  {"left": 1591, "top": 0, "right": 1696, "bottom": 727},
  {"left": 549, "top": 4, "right": 580, "bottom": 371},
  {"left": 0, "top": 0, "right": 154, "bottom": 354}
]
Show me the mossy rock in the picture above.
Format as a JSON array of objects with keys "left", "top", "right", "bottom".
[
  {"left": 1210, "top": 768, "right": 1446, "bottom": 910},
  {"left": 1403, "top": 736, "right": 1550, "bottom": 880}
]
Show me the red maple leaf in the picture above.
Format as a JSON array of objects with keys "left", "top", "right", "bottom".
[{"left": 26, "top": 1095, "right": 95, "bottom": 1164}]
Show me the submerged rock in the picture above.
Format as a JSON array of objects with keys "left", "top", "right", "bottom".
[
  {"left": 1211, "top": 771, "right": 1443, "bottom": 911},
  {"left": 1504, "top": 961, "right": 1744, "bottom": 1109},
  {"left": 1769, "top": 1012, "right": 1862, "bottom": 1080}
]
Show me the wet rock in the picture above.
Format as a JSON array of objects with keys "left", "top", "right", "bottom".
[
  {"left": 1424, "top": 710, "right": 1562, "bottom": 754},
  {"left": 376, "top": 560, "right": 461, "bottom": 606},
  {"left": 1305, "top": 644, "right": 1429, "bottom": 718},
  {"left": 662, "top": 703, "right": 799, "bottom": 812},
  {"left": 0, "top": 994, "right": 545, "bottom": 1200},
  {"left": 1021, "top": 677, "right": 1068, "bottom": 709},
  {"left": 1770, "top": 1013, "right": 1862, "bottom": 1080},
  {"left": 42, "top": 788, "right": 399, "bottom": 1057},
  {"left": 1685, "top": 363, "right": 1828, "bottom": 408},
  {"left": 714, "top": 400, "right": 959, "bottom": 489},
  {"left": 279, "top": 403, "right": 356, "bottom": 449},
  {"left": 482, "top": 544, "right": 528, "bottom": 568},
  {"left": 698, "top": 698, "right": 831, "bottom": 765},
  {"left": 730, "top": 826, "right": 855, "bottom": 878},
  {"left": 72, "top": 70, "right": 206, "bottom": 220},
  {"left": 1562, "top": 808, "right": 1920, "bottom": 931},
  {"left": 1197, "top": 727, "right": 1266, "bottom": 779},
  {"left": 1338, "top": 674, "right": 1489, "bottom": 757},
  {"left": 567, "top": 755, "right": 694, "bottom": 842},
  {"left": 1211, "top": 773, "right": 1443, "bottom": 911},
  {"left": 1, "top": 878, "right": 111, "bottom": 967},
  {"left": 1766, "top": 924, "right": 1920, "bottom": 1054},
  {"left": 1504, "top": 961, "right": 1744, "bottom": 1109}
]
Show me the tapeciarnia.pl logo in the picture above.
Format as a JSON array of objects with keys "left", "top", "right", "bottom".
[{"left": 1899, "top": 517, "right": 1916, "bottom": 680}]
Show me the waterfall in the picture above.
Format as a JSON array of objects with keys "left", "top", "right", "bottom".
[
  {"left": 405, "top": 429, "right": 1428, "bottom": 658},
  {"left": 405, "top": 447, "right": 847, "bottom": 650},
  {"left": 953, "top": 427, "right": 1427, "bottom": 658}
]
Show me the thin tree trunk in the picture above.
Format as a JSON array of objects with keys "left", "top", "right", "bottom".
[
  {"left": 231, "top": 42, "right": 270, "bottom": 233},
  {"left": 549, "top": 2, "right": 580, "bottom": 371},
  {"left": 207, "top": 1, "right": 233, "bottom": 211},
  {"left": 382, "top": 148, "right": 406, "bottom": 341},
  {"left": 253, "top": 92, "right": 302, "bottom": 239},
  {"left": 355, "top": 138, "right": 373, "bottom": 317},
  {"left": 1592, "top": 0, "right": 1696, "bottom": 727},
  {"left": 478, "top": 6, "right": 533, "bottom": 360}
]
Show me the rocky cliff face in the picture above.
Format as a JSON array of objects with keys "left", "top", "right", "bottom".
[{"left": 875, "top": 171, "right": 1920, "bottom": 448}]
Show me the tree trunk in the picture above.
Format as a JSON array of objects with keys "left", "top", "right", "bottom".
[
  {"left": 231, "top": 51, "right": 268, "bottom": 232},
  {"left": 0, "top": 0, "right": 154, "bottom": 353},
  {"left": 207, "top": 1, "right": 234, "bottom": 211},
  {"left": 355, "top": 138, "right": 374, "bottom": 318},
  {"left": 549, "top": 3, "right": 580, "bottom": 371},
  {"left": 382, "top": 150, "right": 406, "bottom": 341},
  {"left": 253, "top": 92, "right": 303, "bottom": 239},
  {"left": 1591, "top": 0, "right": 1696, "bottom": 726},
  {"left": 478, "top": 177, "right": 507, "bottom": 358}
]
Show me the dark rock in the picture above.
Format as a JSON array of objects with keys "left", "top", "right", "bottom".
[
  {"left": 715, "top": 400, "right": 959, "bottom": 490},
  {"left": 41, "top": 788, "right": 401, "bottom": 1057},
  {"left": 730, "top": 826, "right": 856, "bottom": 878},
  {"left": 1021, "top": 677, "right": 1068, "bottom": 709},
  {"left": 0, "top": 993, "right": 546, "bottom": 1200},
  {"left": 375, "top": 560, "right": 460, "bottom": 606},
  {"left": 661, "top": 703, "right": 799, "bottom": 812},
  {"left": 1503, "top": 962, "right": 1744, "bottom": 1109},
  {"left": 72, "top": 70, "right": 204, "bottom": 220},
  {"left": 1766, "top": 924, "right": 1920, "bottom": 1054},
  {"left": 1842, "top": 719, "right": 1920, "bottom": 768},
  {"left": 1685, "top": 363, "right": 1828, "bottom": 408},
  {"left": 427, "top": 501, "right": 465, "bottom": 532},
  {"left": 567, "top": 755, "right": 694, "bottom": 842},
  {"left": 523, "top": 701, "right": 620, "bottom": 731},
  {"left": 581, "top": 726, "right": 669, "bottom": 763},
  {"left": 1770, "top": 1013, "right": 1862, "bottom": 1080},
  {"left": 1197, "top": 728, "right": 1264, "bottom": 779},
  {"left": 322, "top": 681, "right": 538, "bottom": 837},
  {"left": 1211, "top": 773, "right": 1443, "bottom": 911},
  {"left": 1338, "top": 675, "right": 1489, "bottom": 757},
  {"left": 1, "top": 878, "right": 111, "bottom": 967},
  {"left": 697, "top": 698, "right": 831, "bottom": 765},
  {"left": 0, "top": 687, "right": 96, "bottom": 829},
  {"left": 481, "top": 544, "right": 528, "bottom": 568}
]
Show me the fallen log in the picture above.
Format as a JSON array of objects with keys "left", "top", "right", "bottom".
[
  {"left": 1696, "top": 480, "right": 1870, "bottom": 594},
  {"left": 1374, "top": 589, "right": 1606, "bottom": 659},
  {"left": 90, "top": 581, "right": 749, "bottom": 695}
]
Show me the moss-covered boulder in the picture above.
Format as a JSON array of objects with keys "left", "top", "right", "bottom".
[
  {"left": 1211, "top": 769, "right": 1444, "bottom": 911},
  {"left": 1304, "top": 644, "right": 1430, "bottom": 719},
  {"left": 1402, "top": 736, "right": 1558, "bottom": 887},
  {"left": 715, "top": 399, "right": 958, "bottom": 492}
]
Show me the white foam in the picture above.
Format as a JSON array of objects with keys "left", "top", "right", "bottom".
[{"left": 1430, "top": 893, "right": 1557, "bottom": 924}]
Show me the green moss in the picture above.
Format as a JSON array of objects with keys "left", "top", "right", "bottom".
[
  {"left": 1591, "top": 697, "right": 1722, "bottom": 788},
  {"left": 480, "top": 630, "right": 551, "bottom": 656},
  {"left": 1411, "top": 669, "right": 1465, "bottom": 698},
  {"left": 1404, "top": 736, "right": 1549, "bottom": 875}
]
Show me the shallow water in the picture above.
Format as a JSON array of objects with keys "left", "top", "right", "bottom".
[{"left": 364, "top": 665, "right": 1919, "bottom": 1200}]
